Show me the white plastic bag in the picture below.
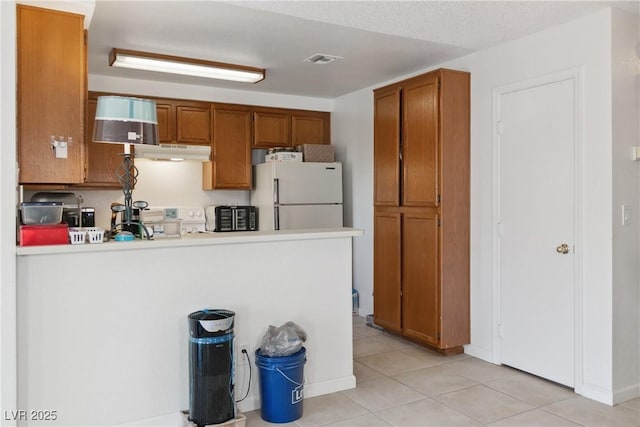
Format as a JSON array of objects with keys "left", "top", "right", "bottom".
[{"left": 259, "top": 321, "right": 307, "bottom": 356}]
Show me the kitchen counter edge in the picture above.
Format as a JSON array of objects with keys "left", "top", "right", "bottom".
[{"left": 16, "top": 228, "right": 364, "bottom": 256}]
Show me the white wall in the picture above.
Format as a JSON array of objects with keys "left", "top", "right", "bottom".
[
  {"left": 611, "top": 7, "right": 640, "bottom": 402},
  {"left": 333, "top": 8, "right": 639, "bottom": 404},
  {"left": 0, "top": 0, "right": 18, "bottom": 419},
  {"left": 331, "top": 89, "right": 373, "bottom": 314},
  {"left": 17, "top": 234, "right": 356, "bottom": 426}
]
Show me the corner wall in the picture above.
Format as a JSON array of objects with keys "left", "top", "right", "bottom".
[
  {"left": 0, "top": 0, "right": 18, "bottom": 420},
  {"left": 611, "top": 7, "right": 640, "bottom": 403},
  {"left": 331, "top": 89, "right": 373, "bottom": 314}
]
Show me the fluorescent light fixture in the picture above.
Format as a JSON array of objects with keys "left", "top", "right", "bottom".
[{"left": 110, "top": 48, "right": 265, "bottom": 83}]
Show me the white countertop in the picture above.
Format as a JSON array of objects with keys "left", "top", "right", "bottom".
[{"left": 16, "top": 227, "right": 363, "bottom": 255}]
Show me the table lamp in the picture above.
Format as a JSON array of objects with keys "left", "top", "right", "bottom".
[{"left": 93, "top": 96, "right": 158, "bottom": 239}]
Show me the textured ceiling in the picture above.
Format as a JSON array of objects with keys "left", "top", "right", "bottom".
[
  {"left": 236, "top": 1, "right": 640, "bottom": 50},
  {"left": 87, "top": 1, "right": 639, "bottom": 99}
]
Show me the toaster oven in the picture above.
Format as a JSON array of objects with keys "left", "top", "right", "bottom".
[{"left": 206, "top": 206, "right": 257, "bottom": 232}]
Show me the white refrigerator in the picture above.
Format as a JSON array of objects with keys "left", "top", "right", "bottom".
[{"left": 251, "top": 162, "right": 343, "bottom": 230}]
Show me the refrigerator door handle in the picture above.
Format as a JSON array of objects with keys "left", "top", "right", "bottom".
[
  {"left": 273, "top": 178, "right": 280, "bottom": 204},
  {"left": 274, "top": 206, "right": 280, "bottom": 230}
]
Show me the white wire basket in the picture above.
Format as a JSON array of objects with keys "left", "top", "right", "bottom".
[
  {"left": 87, "top": 227, "right": 105, "bottom": 244},
  {"left": 68, "top": 228, "right": 86, "bottom": 245},
  {"left": 68, "top": 227, "right": 105, "bottom": 244}
]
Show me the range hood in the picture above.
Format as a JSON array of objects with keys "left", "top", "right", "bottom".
[{"left": 134, "top": 144, "right": 211, "bottom": 161}]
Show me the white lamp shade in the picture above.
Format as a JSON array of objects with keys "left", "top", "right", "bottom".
[{"left": 93, "top": 96, "right": 158, "bottom": 145}]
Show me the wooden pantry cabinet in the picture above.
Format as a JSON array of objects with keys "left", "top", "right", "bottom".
[
  {"left": 17, "top": 5, "right": 86, "bottom": 184},
  {"left": 373, "top": 68, "right": 470, "bottom": 353}
]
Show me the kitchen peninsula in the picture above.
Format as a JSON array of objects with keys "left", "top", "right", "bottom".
[{"left": 16, "top": 228, "right": 362, "bottom": 426}]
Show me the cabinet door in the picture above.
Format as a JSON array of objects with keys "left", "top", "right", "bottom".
[
  {"left": 402, "top": 74, "right": 439, "bottom": 207},
  {"left": 206, "top": 105, "right": 251, "bottom": 189},
  {"left": 17, "top": 5, "right": 85, "bottom": 184},
  {"left": 176, "top": 103, "right": 211, "bottom": 145},
  {"left": 373, "top": 86, "right": 401, "bottom": 206},
  {"left": 253, "top": 110, "right": 291, "bottom": 148},
  {"left": 373, "top": 209, "right": 402, "bottom": 333},
  {"left": 83, "top": 98, "right": 124, "bottom": 186},
  {"left": 155, "top": 102, "right": 174, "bottom": 143},
  {"left": 402, "top": 210, "right": 439, "bottom": 346},
  {"left": 291, "top": 111, "right": 329, "bottom": 145}
]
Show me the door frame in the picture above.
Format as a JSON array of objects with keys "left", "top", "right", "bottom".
[{"left": 491, "top": 67, "right": 585, "bottom": 393}]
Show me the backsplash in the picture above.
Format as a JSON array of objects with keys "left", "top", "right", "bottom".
[{"left": 23, "top": 159, "right": 250, "bottom": 230}]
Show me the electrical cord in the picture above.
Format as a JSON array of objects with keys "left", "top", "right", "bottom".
[{"left": 235, "top": 349, "right": 252, "bottom": 403}]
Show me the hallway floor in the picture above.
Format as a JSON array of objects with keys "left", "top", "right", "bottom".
[{"left": 245, "top": 315, "right": 639, "bottom": 426}]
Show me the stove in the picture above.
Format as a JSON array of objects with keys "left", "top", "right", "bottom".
[
  {"left": 140, "top": 206, "right": 206, "bottom": 238},
  {"left": 176, "top": 206, "right": 207, "bottom": 234}
]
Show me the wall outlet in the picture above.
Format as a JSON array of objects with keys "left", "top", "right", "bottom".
[
  {"left": 622, "top": 205, "right": 632, "bottom": 226},
  {"left": 236, "top": 343, "right": 250, "bottom": 366}
]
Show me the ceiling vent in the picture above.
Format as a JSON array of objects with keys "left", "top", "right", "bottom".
[{"left": 303, "top": 54, "right": 344, "bottom": 65}]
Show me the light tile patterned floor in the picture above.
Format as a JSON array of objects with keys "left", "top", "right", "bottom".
[{"left": 245, "top": 316, "right": 640, "bottom": 426}]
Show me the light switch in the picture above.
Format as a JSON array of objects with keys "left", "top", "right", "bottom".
[
  {"left": 54, "top": 140, "right": 68, "bottom": 158},
  {"left": 622, "top": 205, "right": 632, "bottom": 226},
  {"left": 51, "top": 136, "right": 69, "bottom": 159}
]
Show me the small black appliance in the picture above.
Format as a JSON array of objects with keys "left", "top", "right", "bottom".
[
  {"left": 188, "top": 309, "right": 235, "bottom": 427},
  {"left": 208, "top": 206, "right": 257, "bottom": 232}
]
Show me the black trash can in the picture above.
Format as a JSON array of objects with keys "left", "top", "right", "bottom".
[{"left": 188, "top": 309, "right": 235, "bottom": 427}]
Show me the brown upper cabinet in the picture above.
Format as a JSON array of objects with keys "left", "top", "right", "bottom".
[
  {"left": 203, "top": 104, "right": 252, "bottom": 190},
  {"left": 83, "top": 97, "right": 125, "bottom": 186},
  {"left": 17, "top": 5, "right": 86, "bottom": 184},
  {"left": 292, "top": 110, "right": 330, "bottom": 145},
  {"left": 253, "top": 108, "right": 291, "bottom": 148},
  {"left": 374, "top": 73, "right": 439, "bottom": 207},
  {"left": 252, "top": 108, "right": 330, "bottom": 148},
  {"left": 153, "top": 99, "right": 211, "bottom": 146},
  {"left": 373, "top": 86, "right": 401, "bottom": 206}
]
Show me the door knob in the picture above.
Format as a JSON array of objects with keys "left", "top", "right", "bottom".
[{"left": 556, "top": 243, "right": 570, "bottom": 254}]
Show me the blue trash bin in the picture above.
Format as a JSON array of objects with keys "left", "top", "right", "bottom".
[{"left": 255, "top": 347, "right": 307, "bottom": 423}]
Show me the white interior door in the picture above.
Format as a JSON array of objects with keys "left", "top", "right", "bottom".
[{"left": 498, "top": 77, "right": 576, "bottom": 387}]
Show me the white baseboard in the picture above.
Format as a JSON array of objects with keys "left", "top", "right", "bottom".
[
  {"left": 613, "top": 383, "right": 640, "bottom": 405},
  {"left": 117, "top": 375, "right": 357, "bottom": 425},
  {"left": 463, "top": 344, "right": 495, "bottom": 363},
  {"left": 239, "top": 375, "right": 357, "bottom": 412},
  {"left": 236, "top": 395, "right": 260, "bottom": 413},
  {"left": 580, "top": 383, "right": 614, "bottom": 405},
  {"left": 305, "top": 375, "right": 357, "bottom": 398},
  {"left": 115, "top": 411, "right": 185, "bottom": 426}
]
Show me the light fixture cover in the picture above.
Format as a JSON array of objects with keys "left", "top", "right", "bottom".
[
  {"left": 93, "top": 96, "right": 158, "bottom": 145},
  {"left": 110, "top": 48, "right": 265, "bottom": 84},
  {"left": 134, "top": 144, "right": 211, "bottom": 162}
]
